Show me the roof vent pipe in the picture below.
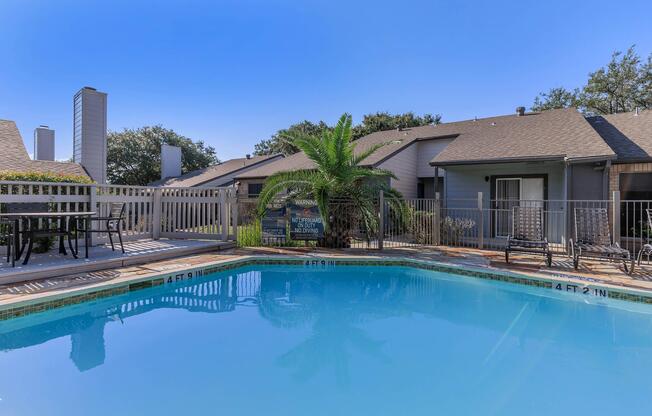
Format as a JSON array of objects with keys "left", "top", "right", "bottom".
[
  {"left": 635, "top": 107, "right": 640, "bottom": 116},
  {"left": 516, "top": 106, "right": 526, "bottom": 116}
]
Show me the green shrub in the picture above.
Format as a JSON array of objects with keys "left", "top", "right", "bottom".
[{"left": 0, "top": 171, "right": 93, "bottom": 184}]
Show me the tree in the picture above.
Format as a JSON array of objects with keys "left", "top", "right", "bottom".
[
  {"left": 581, "top": 46, "right": 652, "bottom": 114},
  {"left": 531, "top": 87, "right": 580, "bottom": 111},
  {"left": 253, "top": 112, "right": 440, "bottom": 156},
  {"left": 254, "top": 120, "right": 332, "bottom": 156},
  {"left": 107, "top": 126, "right": 219, "bottom": 185},
  {"left": 256, "top": 114, "right": 405, "bottom": 247},
  {"left": 351, "top": 112, "right": 441, "bottom": 140},
  {"left": 532, "top": 46, "right": 652, "bottom": 114}
]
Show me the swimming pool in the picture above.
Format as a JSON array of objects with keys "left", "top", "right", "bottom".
[{"left": 1, "top": 264, "right": 651, "bottom": 415}]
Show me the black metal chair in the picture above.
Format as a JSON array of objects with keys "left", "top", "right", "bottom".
[
  {"left": 505, "top": 206, "right": 552, "bottom": 266},
  {"left": 78, "top": 203, "right": 126, "bottom": 253},
  {"left": 0, "top": 218, "right": 16, "bottom": 267},
  {"left": 570, "top": 207, "right": 632, "bottom": 274}
]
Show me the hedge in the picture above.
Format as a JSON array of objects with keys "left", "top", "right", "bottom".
[{"left": 0, "top": 171, "right": 94, "bottom": 184}]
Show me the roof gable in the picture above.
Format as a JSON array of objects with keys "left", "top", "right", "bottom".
[
  {"left": 0, "top": 119, "right": 90, "bottom": 179},
  {"left": 152, "top": 154, "right": 283, "bottom": 187}
]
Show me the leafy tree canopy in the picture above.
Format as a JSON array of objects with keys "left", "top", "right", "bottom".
[
  {"left": 254, "top": 120, "right": 332, "bottom": 156},
  {"left": 532, "top": 46, "right": 652, "bottom": 114},
  {"left": 107, "top": 126, "right": 219, "bottom": 185},
  {"left": 351, "top": 112, "right": 441, "bottom": 140},
  {"left": 531, "top": 87, "right": 581, "bottom": 112},
  {"left": 254, "top": 112, "right": 441, "bottom": 156}
]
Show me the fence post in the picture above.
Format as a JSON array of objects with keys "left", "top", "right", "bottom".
[
  {"left": 152, "top": 188, "right": 162, "bottom": 240},
  {"left": 378, "top": 190, "right": 384, "bottom": 250},
  {"left": 434, "top": 192, "right": 441, "bottom": 245},
  {"left": 219, "top": 189, "right": 228, "bottom": 241},
  {"left": 88, "top": 184, "right": 97, "bottom": 246},
  {"left": 613, "top": 190, "right": 621, "bottom": 246},
  {"left": 477, "top": 192, "right": 484, "bottom": 249},
  {"left": 230, "top": 191, "right": 238, "bottom": 242}
]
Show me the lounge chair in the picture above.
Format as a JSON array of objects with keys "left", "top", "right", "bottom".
[
  {"left": 570, "top": 207, "right": 632, "bottom": 274},
  {"left": 505, "top": 206, "right": 552, "bottom": 266},
  {"left": 636, "top": 208, "right": 652, "bottom": 265}
]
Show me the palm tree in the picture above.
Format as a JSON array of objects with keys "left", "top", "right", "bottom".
[{"left": 257, "top": 114, "right": 405, "bottom": 247}]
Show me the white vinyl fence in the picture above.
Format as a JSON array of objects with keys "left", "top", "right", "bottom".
[{"left": 0, "top": 181, "right": 236, "bottom": 244}]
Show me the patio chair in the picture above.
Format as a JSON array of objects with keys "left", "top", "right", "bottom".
[
  {"left": 77, "top": 203, "right": 126, "bottom": 253},
  {"left": 505, "top": 206, "right": 552, "bottom": 267},
  {"left": 636, "top": 208, "right": 652, "bottom": 265},
  {"left": 570, "top": 207, "right": 632, "bottom": 274},
  {"left": 0, "top": 218, "right": 16, "bottom": 267}
]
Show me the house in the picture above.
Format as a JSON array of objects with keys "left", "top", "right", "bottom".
[
  {"left": 235, "top": 125, "right": 456, "bottom": 198},
  {"left": 150, "top": 154, "right": 283, "bottom": 188},
  {"left": 0, "top": 119, "right": 90, "bottom": 179},
  {"left": 587, "top": 109, "right": 652, "bottom": 200},
  {"left": 236, "top": 108, "right": 617, "bottom": 204},
  {"left": 430, "top": 107, "right": 616, "bottom": 203}
]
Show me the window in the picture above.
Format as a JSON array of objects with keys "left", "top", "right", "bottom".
[{"left": 248, "top": 183, "right": 264, "bottom": 197}]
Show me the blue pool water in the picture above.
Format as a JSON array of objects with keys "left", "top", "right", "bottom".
[{"left": 1, "top": 265, "right": 652, "bottom": 415}]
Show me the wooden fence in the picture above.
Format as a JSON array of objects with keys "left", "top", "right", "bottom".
[{"left": 0, "top": 181, "right": 236, "bottom": 243}]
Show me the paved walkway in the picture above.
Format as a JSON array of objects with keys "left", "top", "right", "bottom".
[{"left": 2, "top": 245, "right": 652, "bottom": 308}]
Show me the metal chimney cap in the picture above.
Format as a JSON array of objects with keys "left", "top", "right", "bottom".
[{"left": 38, "top": 125, "right": 50, "bottom": 129}]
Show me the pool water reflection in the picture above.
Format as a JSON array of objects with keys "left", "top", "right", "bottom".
[{"left": 1, "top": 265, "right": 652, "bottom": 415}]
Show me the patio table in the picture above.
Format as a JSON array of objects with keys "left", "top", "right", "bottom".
[{"left": 1, "top": 212, "right": 95, "bottom": 265}]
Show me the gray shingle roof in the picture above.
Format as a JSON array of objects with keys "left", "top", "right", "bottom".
[
  {"left": 237, "top": 108, "right": 617, "bottom": 178},
  {"left": 0, "top": 120, "right": 89, "bottom": 178},
  {"left": 587, "top": 110, "right": 652, "bottom": 162},
  {"left": 430, "top": 108, "right": 616, "bottom": 166},
  {"left": 234, "top": 126, "right": 441, "bottom": 179},
  {"left": 150, "top": 154, "right": 283, "bottom": 187}
]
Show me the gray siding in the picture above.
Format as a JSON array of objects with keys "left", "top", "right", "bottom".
[
  {"left": 34, "top": 127, "right": 55, "bottom": 161},
  {"left": 74, "top": 88, "right": 107, "bottom": 183},
  {"left": 379, "top": 143, "right": 418, "bottom": 198},
  {"left": 444, "top": 162, "right": 566, "bottom": 206},
  {"left": 570, "top": 164, "right": 606, "bottom": 200},
  {"left": 416, "top": 138, "right": 454, "bottom": 178}
]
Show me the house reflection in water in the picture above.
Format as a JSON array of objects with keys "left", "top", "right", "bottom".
[
  {"left": 0, "top": 271, "right": 260, "bottom": 372},
  {"left": 1, "top": 266, "right": 648, "bottom": 380}
]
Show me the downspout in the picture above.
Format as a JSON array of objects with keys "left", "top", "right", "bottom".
[
  {"left": 563, "top": 158, "right": 572, "bottom": 247},
  {"left": 602, "top": 160, "right": 611, "bottom": 200}
]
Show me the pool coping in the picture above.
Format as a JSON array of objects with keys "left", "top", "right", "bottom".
[{"left": 2, "top": 254, "right": 652, "bottom": 321}]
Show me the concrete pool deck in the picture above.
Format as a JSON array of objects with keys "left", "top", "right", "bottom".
[{"left": 2, "top": 246, "right": 652, "bottom": 318}]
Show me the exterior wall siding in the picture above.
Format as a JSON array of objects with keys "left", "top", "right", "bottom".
[
  {"left": 74, "top": 88, "right": 107, "bottom": 184},
  {"left": 444, "top": 161, "right": 566, "bottom": 206},
  {"left": 378, "top": 143, "right": 418, "bottom": 198},
  {"left": 569, "top": 164, "right": 606, "bottom": 200},
  {"left": 416, "top": 138, "right": 454, "bottom": 178}
]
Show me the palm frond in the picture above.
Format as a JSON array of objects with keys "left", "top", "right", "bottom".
[
  {"left": 256, "top": 170, "right": 315, "bottom": 216},
  {"left": 352, "top": 142, "right": 387, "bottom": 166}
]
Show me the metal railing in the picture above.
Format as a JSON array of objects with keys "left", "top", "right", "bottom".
[{"left": 236, "top": 190, "right": 652, "bottom": 266}]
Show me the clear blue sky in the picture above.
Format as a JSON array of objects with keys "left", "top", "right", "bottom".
[{"left": 1, "top": 0, "right": 651, "bottom": 161}]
